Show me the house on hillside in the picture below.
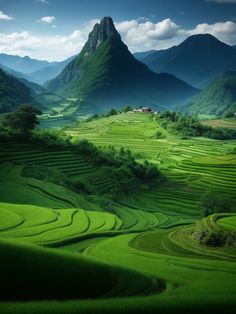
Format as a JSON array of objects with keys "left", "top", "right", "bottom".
[{"left": 132, "top": 107, "right": 157, "bottom": 114}]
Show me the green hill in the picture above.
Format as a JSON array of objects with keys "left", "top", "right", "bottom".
[
  {"left": 46, "top": 17, "right": 197, "bottom": 113},
  {"left": 0, "top": 68, "right": 34, "bottom": 113},
  {"left": 183, "top": 71, "right": 236, "bottom": 116}
]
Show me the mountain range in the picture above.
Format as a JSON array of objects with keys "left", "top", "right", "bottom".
[
  {"left": 138, "top": 34, "right": 236, "bottom": 88},
  {"left": 1, "top": 17, "right": 236, "bottom": 117},
  {"left": 45, "top": 17, "right": 197, "bottom": 112},
  {"left": 0, "top": 54, "right": 75, "bottom": 85}
]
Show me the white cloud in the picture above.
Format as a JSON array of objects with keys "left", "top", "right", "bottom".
[
  {"left": 0, "top": 10, "right": 14, "bottom": 20},
  {"left": 40, "top": 16, "right": 55, "bottom": 24},
  {"left": 38, "top": 0, "right": 50, "bottom": 4},
  {"left": 116, "top": 19, "right": 236, "bottom": 52},
  {"left": 0, "top": 18, "right": 235, "bottom": 61},
  {"left": 206, "top": 0, "right": 236, "bottom": 3},
  {"left": 0, "top": 29, "right": 85, "bottom": 61}
]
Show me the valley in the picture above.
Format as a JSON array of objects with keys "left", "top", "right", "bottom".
[
  {"left": 0, "top": 112, "right": 236, "bottom": 313},
  {"left": 0, "top": 4, "right": 236, "bottom": 313}
]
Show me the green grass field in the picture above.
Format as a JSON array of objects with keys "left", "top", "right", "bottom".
[
  {"left": 202, "top": 117, "right": 236, "bottom": 129},
  {"left": 0, "top": 112, "right": 236, "bottom": 313}
]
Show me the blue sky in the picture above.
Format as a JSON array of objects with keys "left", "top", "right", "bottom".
[{"left": 0, "top": 0, "right": 236, "bottom": 61}]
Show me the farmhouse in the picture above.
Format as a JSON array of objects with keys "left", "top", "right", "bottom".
[{"left": 132, "top": 107, "right": 158, "bottom": 114}]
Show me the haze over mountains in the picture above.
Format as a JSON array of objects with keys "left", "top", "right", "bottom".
[
  {"left": 138, "top": 34, "right": 236, "bottom": 88},
  {"left": 0, "top": 54, "right": 74, "bottom": 85}
]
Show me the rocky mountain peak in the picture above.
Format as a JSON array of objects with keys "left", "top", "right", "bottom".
[{"left": 85, "top": 17, "right": 120, "bottom": 55}]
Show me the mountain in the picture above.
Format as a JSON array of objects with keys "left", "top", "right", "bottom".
[
  {"left": 0, "top": 54, "right": 76, "bottom": 85},
  {"left": 182, "top": 71, "right": 236, "bottom": 116},
  {"left": 0, "top": 68, "right": 34, "bottom": 113},
  {"left": 0, "top": 54, "right": 53, "bottom": 74},
  {"left": 140, "top": 34, "right": 236, "bottom": 88},
  {"left": 0, "top": 64, "right": 31, "bottom": 81},
  {"left": 133, "top": 50, "right": 156, "bottom": 61},
  {"left": 27, "top": 55, "right": 76, "bottom": 85},
  {"left": 233, "top": 45, "right": 236, "bottom": 49},
  {"left": 46, "top": 17, "right": 198, "bottom": 112}
]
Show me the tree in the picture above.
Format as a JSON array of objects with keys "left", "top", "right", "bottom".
[
  {"left": 201, "top": 192, "right": 232, "bottom": 217},
  {"left": 123, "top": 105, "right": 133, "bottom": 112},
  {"left": 3, "top": 104, "right": 42, "bottom": 135},
  {"left": 106, "top": 108, "right": 118, "bottom": 117}
]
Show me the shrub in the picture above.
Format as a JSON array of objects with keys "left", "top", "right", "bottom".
[{"left": 200, "top": 192, "right": 232, "bottom": 217}]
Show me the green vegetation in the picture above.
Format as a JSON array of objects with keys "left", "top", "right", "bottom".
[
  {"left": 156, "top": 111, "right": 236, "bottom": 139},
  {"left": 0, "top": 68, "right": 34, "bottom": 113},
  {"left": 3, "top": 104, "right": 42, "bottom": 135},
  {"left": 1, "top": 111, "right": 236, "bottom": 313},
  {"left": 200, "top": 191, "right": 233, "bottom": 217},
  {"left": 202, "top": 117, "right": 236, "bottom": 129},
  {"left": 183, "top": 71, "right": 236, "bottom": 116},
  {"left": 193, "top": 214, "right": 236, "bottom": 247}
]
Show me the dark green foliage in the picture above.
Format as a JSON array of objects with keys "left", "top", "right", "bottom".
[
  {"left": 198, "top": 229, "right": 236, "bottom": 247},
  {"left": 30, "top": 129, "right": 71, "bottom": 148},
  {"left": 156, "top": 111, "right": 205, "bottom": 137},
  {"left": 156, "top": 111, "right": 236, "bottom": 139},
  {"left": 183, "top": 72, "right": 236, "bottom": 116},
  {"left": 0, "top": 127, "right": 160, "bottom": 198},
  {"left": 204, "top": 127, "right": 236, "bottom": 140},
  {"left": 0, "top": 68, "right": 33, "bottom": 113},
  {"left": 155, "top": 130, "right": 166, "bottom": 138},
  {"left": 3, "top": 104, "right": 42, "bottom": 135},
  {"left": 106, "top": 108, "right": 118, "bottom": 117},
  {"left": 123, "top": 105, "right": 133, "bottom": 112},
  {"left": 201, "top": 192, "right": 232, "bottom": 217}
]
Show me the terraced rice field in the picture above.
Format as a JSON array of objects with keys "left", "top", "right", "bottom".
[{"left": 1, "top": 112, "right": 236, "bottom": 313}]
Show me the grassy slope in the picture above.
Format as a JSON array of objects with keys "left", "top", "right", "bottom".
[
  {"left": 0, "top": 238, "right": 157, "bottom": 302},
  {"left": 202, "top": 117, "right": 236, "bottom": 129},
  {"left": 1, "top": 112, "right": 236, "bottom": 313}
]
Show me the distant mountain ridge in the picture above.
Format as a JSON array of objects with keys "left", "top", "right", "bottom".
[
  {"left": 0, "top": 54, "right": 76, "bottom": 85},
  {"left": 0, "top": 54, "right": 52, "bottom": 74},
  {"left": 46, "top": 17, "right": 198, "bottom": 112},
  {"left": 140, "top": 34, "right": 236, "bottom": 87},
  {"left": 133, "top": 50, "right": 156, "bottom": 61},
  {"left": 28, "top": 55, "right": 76, "bottom": 85}
]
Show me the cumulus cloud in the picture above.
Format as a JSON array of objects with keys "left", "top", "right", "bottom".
[
  {"left": 0, "top": 29, "right": 85, "bottom": 61},
  {"left": 115, "top": 19, "right": 236, "bottom": 52},
  {"left": 116, "top": 18, "right": 180, "bottom": 51},
  {"left": 0, "top": 18, "right": 236, "bottom": 61},
  {"left": 0, "top": 10, "right": 14, "bottom": 20},
  {"left": 40, "top": 16, "right": 55, "bottom": 24}
]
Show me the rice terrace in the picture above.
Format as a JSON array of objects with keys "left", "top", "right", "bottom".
[{"left": 0, "top": 1, "right": 236, "bottom": 314}]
